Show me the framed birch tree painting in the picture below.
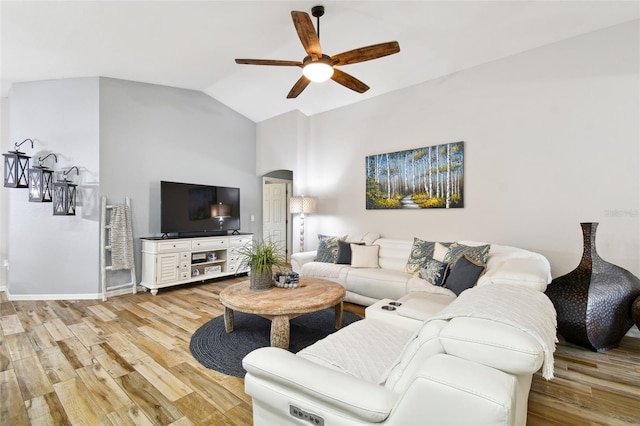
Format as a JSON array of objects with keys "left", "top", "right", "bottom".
[{"left": 366, "top": 141, "right": 464, "bottom": 209}]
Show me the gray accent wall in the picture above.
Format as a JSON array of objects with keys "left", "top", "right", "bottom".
[
  {"left": 99, "top": 78, "right": 260, "bottom": 287},
  {"left": 5, "top": 77, "right": 258, "bottom": 298}
]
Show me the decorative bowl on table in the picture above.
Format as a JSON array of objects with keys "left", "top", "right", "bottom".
[{"left": 273, "top": 272, "right": 300, "bottom": 289}]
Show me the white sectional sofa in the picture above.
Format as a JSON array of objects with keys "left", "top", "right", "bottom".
[
  {"left": 291, "top": 233, "right": 552, "bottom": 306},
  {"left": 243, "top": 233, "right": 557, "bottom": 425},
  {"left": 243, "top": 282, "right": 558, "bottom": 425}
]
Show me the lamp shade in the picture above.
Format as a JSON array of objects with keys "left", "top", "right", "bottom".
[
  {"left": 211, "top": 202, "right": 231, "bottom": 217},
  {"left": 289, "top": 196, "right": 317, "bottom": 214}
]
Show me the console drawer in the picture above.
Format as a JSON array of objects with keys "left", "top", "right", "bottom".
[
  {"left": 230, "top": 236, "right": 253, "bottom": 247},
  {"left": 192, "top": 238, "right": 229, "bottom": 250},
  {"left": 157, "top": 241, "right": 191, "bottom": 252}
]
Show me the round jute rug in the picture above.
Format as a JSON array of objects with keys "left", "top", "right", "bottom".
[{"left": 189, "top": 308, "right": 361, "bottom": 377}]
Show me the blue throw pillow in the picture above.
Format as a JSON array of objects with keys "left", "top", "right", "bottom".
[
  {"left": 420, "top": 258, "right": 449, "bottom": 286},
  {"left": 444, "top": 254, "right": 486, "bottom": 296},
  {"left": 335, "top": 240, "right": 363, "bottom": 264}
]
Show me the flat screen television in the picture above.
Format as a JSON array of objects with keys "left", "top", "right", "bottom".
[{"left": 160, "top": 181, "right": 240, "bottom": 236}]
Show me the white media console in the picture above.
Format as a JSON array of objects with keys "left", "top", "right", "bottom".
[{"left": 140, "top": 233, "right": 253, "bottom": 295}]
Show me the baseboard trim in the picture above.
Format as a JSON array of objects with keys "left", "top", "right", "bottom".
[{"left": 6, "top": 292, "right": 101, "bottom": 301}]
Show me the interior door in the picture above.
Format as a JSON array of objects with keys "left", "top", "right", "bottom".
[{"left": 263, "top": 183, "right": 288, "bottom": 259}]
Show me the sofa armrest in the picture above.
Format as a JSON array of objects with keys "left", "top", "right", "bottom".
[
  {"left": 290, "top": 251, "right": 317, "bottom": 273},
  {"left": 389, "top": 354, "right": 516, "bottom": 426},
  {"left": 243, "top": 347, "right": 397, "bottom": 422}
]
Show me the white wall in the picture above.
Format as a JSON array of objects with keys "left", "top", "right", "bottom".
[
  {"left": 0, "top": 97, "right": 9, "bottom": 291},
  {"left": 7, "top": 78, "right": 100, "bottom": 297},
  {"left": 260, "top": 21, "right": 640, "bottom": 278},
  {"left": 256, "top": 110, "right": 301, "bottom": 178},
  {"left": 257, "top": 109, "right": 314, "bottom": 250}
]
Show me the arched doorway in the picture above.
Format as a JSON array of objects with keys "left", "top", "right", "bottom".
[{"left": 262, "top": 170, "right": 293, "bottom": 262}]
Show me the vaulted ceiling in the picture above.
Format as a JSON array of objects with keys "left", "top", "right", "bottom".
[{"left": 2, "top": 1, "right": 638, "bottom": 122}]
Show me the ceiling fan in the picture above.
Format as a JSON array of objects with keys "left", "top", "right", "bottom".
[{"left": 235, "top": 5, "right": 400, "bottom": 99}]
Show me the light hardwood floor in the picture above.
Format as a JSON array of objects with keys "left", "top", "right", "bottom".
[{"left": 1, "top": 278, "right": 639, "bottom": 425}]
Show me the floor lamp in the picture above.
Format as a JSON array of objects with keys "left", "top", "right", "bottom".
[{"left": 289, "top": 195, "right": 317, "bottom": 252}]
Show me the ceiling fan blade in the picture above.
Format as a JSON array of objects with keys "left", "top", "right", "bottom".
[
  {"left": 291, "top": 11, "right": 322, "bottom": 58},
  {"left": 331, "top": 41, "right": 400, "bottom": 66},
  {"left": 331, "top": 68, "right": 369, "bottom": 94},
  {"left": 235, "top": 59, "right": 303, "bottom": 67},
  {"left": 287, "top": 76, "right": 311, "bottom": 98}
]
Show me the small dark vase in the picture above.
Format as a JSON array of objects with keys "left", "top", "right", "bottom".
[{"left": 545, "top": 222, "right": 640, "bottom": 352}]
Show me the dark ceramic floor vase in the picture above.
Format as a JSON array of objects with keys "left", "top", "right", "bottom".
[
  {"left": 633, "top": 297, "right": 640, "bottom": 331},
  {"left": 545, "top": 222, "right": 640, "bottom": 352}
]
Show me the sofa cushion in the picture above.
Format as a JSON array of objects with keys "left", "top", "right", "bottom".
[
  {"left": 404, "top": 237, "right": 436, "bottom": 273},
  {"left": 439, "top": 317, "right": 545, "bottom": 376},
  {"left": 298, "top": 319, "right": 414, "bottom": 384},
  {"left": 397, "top": 291, "right": 457, "bottom": 321},
  {"left": 468, "top": 242, "right": 552, "bottom": 290},
  {"left": 347, "top": 268, "right": 412, "bottom": 301},
  {"left": 487, "top": 258, "right": 550, "bottom": 291},
  {"left": 351, "top": 244, "right": 380, "bottom": 268},
  {"left": 406, "top": 276, "right": 458, "bottom": 297},
  {"left": 344, "top": 231, "right": 381, "bottom": 245},
  {"left": 375, "top": 238, "right": 414, "bottom": 271},
  {"left": 444, "top": 242, "right": 490, "bottom": 267},
  {"left": 444, "top": 255, "right": 486, "bottom": 296},
  {"left": 420, "top": 258, "right": 449, "bottom": 286},
  {"left": 380, "top": 320, "right": 448, "bottom": 390},
  {"left": 315, "top": 234, "right": 347, "bottom": 263},
  {"left": 301, "top": 261, "right": 350, "bottom": 282},
  {"left": 336, "top": 241, "right": 363, "bottom": 264}
]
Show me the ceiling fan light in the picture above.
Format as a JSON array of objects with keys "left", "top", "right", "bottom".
[{"left": 303, "top": 62, "right": 334, "bottom": 83}]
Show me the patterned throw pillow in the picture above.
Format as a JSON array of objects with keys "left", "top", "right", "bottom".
[
  {"left": 404, "top": 237, "right": 436, "bottom": 273},
  {"left": 420, "top": 258, "right": 449, "bottom": 286},
  {"left": 443, "top": 243, "right": 490, "bottom": 268},
  {"left": 433, "top": 242, "right": 451, "bottom": 262},
  {"left": 314, "top": 234, "right": 347, "bottom": 263}
]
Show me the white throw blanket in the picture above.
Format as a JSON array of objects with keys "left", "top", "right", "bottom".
[
  {"left": 110, "top": 204, "right": 134, "bottom": 270},
  {"left": 429, "top": 284, "right": 558, "bottom": 379}
]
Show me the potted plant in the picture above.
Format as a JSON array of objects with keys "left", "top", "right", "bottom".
[{"left": 237, "top": 239, "right": 286, "bottom": 291}]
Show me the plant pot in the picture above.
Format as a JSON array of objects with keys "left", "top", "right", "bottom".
[
  {"left": 250, "top": 269, "right": 273, "bottom": 291},
  {"left": 545, "top": 222, "right": 640, "bottom": 351}
]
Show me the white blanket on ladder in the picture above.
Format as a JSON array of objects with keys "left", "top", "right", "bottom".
[
  {"left": 110, "top": 204, "right": 134, "bottom": 270},
  {"left": 429, "top": 283, "right": 558, "bottom": 379}
]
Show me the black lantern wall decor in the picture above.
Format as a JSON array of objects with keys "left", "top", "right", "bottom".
[
  {"left": 3, "top": 138, "right": 34, "bottom": 188},
  {"left": 29, "top": 153, "right": 58, "bottom": 202},
  {"left": 53, "top": 166, "right": 79, "bottom": 216}
]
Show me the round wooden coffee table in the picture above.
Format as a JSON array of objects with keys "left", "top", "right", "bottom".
[{"left": 219, "top": 277, "right": 346, "bottom": 350}]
